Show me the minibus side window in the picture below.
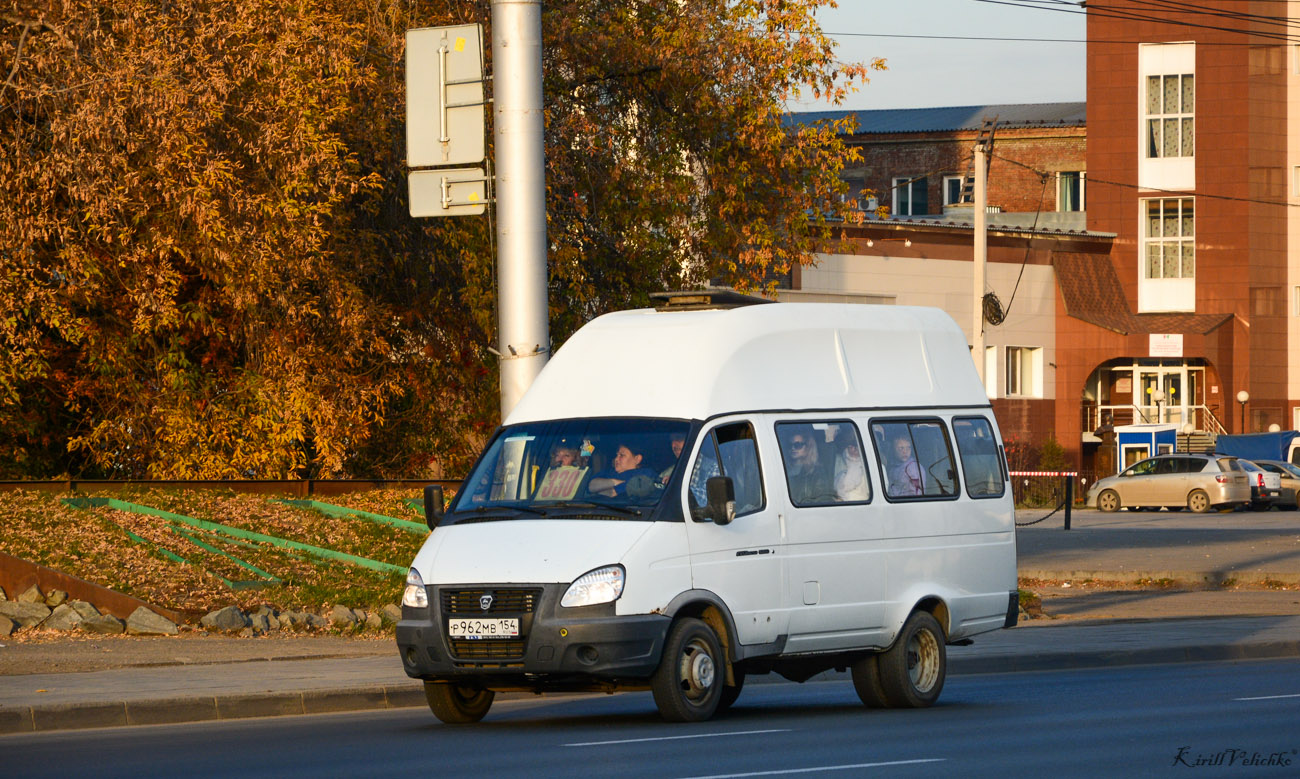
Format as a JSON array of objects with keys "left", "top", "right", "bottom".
[
  {"left": 953, "top": 416, "right": 1006, "bottom": 498},
  {"left": 689, "top": 422, "right": 765, "bottom": 520},
  {"left": 775, "top": 421, "right": 871, "bottom": 506},
  {"left": 870, "top": 419, "right": 959, "bottom": 500}
]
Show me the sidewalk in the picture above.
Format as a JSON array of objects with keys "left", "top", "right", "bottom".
[{"left": 2, "top": 508, "right": 1298, "bottom": 735}]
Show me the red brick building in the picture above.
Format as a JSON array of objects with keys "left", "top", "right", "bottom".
[
  {"left": 1057, "top": 2, "right": 1295, "bottom": 472},
  {"left": 786, "top": 104, "right": 1107, "bottom": 462},
  {"left": 790, "top": 6, "right": 1300, "bottom": 475},
  {"left": 796, "top": 104, "right": 1087, "bottom": 216}
]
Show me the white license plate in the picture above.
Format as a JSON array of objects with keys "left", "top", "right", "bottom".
[{"left": 447, "top": 617, "right": 519, "bottom": 639}]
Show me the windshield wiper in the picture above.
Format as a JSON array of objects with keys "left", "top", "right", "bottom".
[
  {"left": 454, "top": 504, "right": 548, "bottom": 522},
  {"left": 544, "top": 501, "right": 642, "bottom": 517}
]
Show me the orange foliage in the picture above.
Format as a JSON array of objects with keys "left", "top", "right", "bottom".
[{"left": 1, "top": 0, "right": 876, "bottom": 479}]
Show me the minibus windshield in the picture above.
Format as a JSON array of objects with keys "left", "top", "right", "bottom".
[{"left": 448, "top": 418, "right": 692, "bottom": 520}]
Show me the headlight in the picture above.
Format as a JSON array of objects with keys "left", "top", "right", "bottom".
[
  {"left": 560, "top": 565, "right": 625, "bottom": 608},
  {"left": 402, "top": 567, "right": 428, "bottom": 609}
]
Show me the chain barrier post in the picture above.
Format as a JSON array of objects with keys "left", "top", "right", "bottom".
[{"left": 1064, "top": 476, "right": 1073, "bottom": 530}]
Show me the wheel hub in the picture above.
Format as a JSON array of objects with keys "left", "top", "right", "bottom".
[
  {"left": 907, "top": 630, "right": 940, "bottom": 693},
  {"left": 689, "top": 649, "right": 715, "bottom": 691}
]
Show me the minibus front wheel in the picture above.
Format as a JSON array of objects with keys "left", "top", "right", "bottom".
[
  {"left": 424, "top": 680, "right": 495, "bottom": 724},
  {"left": 651, "top": 617, "right": 723, "bottom": 722},
  {"left": 879, "top": 611, "right": 946, "bottom": 708}
]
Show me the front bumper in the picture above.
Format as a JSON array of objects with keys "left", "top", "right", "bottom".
[{"left": 396, "top": 582, "right": 670, "bottom": 689}]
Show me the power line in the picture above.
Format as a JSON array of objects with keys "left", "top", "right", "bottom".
[
  {"left": 992, "top": 151, "right": 1300, "bottom": 209},
  {"left": 822, "top": 30, "right": 1292, "bottom": 46},
  {"left": 975, "top": 0, "right": 1300, "bottom": 43}
]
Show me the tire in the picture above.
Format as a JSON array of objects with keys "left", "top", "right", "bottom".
[
  {"left": 424, "top": 681, "right": 495, "bottom": 724},
  {"left": 850, "top": 652, "right": 890, "bottom": 708},
  {"left": 1097, "top": 489, "right": 1120, "bottom": 513},
  {"left": 717, "top": 669, "right": 745, "bottom": 712},
  {"left": 878, "top": 611, "right": 946, "bottom": 709},
  {"left": 651, "top": 617, "right": 724, "bottom": 722},
  {"left": 1187, "top": 489, "right": 1212, "bottom": 514}
]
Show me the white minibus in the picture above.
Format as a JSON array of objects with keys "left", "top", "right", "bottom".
[{"left": 396, "top": 296, "right": 1018, "bottom": 723}]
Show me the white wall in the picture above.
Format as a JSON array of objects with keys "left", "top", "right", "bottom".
[{"left": 788, "top": 252, "right": 1057, "bottom": 400}]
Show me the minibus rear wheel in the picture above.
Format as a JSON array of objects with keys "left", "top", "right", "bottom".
[
  {"left": 651, "top": 617, "right": 723, "bottom": 722},
  {"left": 879, "top": 611, "right": 946, "bottom": 708},
  {"left": 424, "top": 681, "right": 495, "bottom": 724},
  {"left": 850, "top": 653, "right": 890, "bottom": 707}
]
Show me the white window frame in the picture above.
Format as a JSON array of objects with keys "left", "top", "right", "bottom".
[
  {"left": 943, "top": 175, "right": 964, "bottom": 206},
  {"left": 984, "top": 346, "right": 997, "bottom": 399},
  {"left": 1057, "top": 171, "right": 1085, "bottom": 211},
  {"left": 1005, "top": 346, "right": 1043, "bottom": 398},
  {"left": 1141, "top": 197, "right": 1195, "bottom": 280},
  {"left": 892, "top": 175, "right": 928, "bottom": 216},
  {"left": 1145, "top": 73, "right": 1194, "bottom": 159}
]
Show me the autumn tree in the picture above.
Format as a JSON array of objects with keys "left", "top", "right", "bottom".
[{"left": 0, "top": 0, "right": 875, "bottom": 479}]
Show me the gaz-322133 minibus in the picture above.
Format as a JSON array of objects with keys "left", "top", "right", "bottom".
[{"left": 397, "top": 293, "right": 1018, "bottom": 723}]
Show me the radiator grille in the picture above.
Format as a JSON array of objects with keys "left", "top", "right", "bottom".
[
  {"left": 449, "top": 638, "right": 528, "bottom": 661},
  {"left": 441, "top": 588, "right": 540, "bottom": 615}
]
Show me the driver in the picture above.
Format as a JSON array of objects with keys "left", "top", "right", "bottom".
[{"left": 588, "top": 443, "right": 658, "bottom": 498}]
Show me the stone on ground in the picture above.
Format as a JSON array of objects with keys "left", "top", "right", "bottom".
[
  {"left": 329, "top": 604, "right": 359, "bottom": 626},
  {"left": 127, "top": 607, "right": 179, "bottom": 636},
  {"left": 69, "top": 600, "right": 101, "bottom": 619},
  {"left": 0, "top": 601, "right": 52, "bottom": 629},
  {"left": 81, "top": 614, "right": 125, "bottom": 634},
  {"left": 43, "top": 604, "right": 85, "bottom": 631},
  {"left": 201, "top": 606, "right": 250, "bottom": 632}
]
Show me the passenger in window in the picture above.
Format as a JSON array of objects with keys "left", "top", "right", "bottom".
[
  {"left": 589, "top": 443, "right": 658, "bottom": 498},
  {"left": 889, "top": 435, "right": 924, "bottom": 497},
  {"left": 660, "top": 432, "right": 687, "bottom": 485},
  {"left": 550, "top": 443, "right": 582, "bottom": 468},
  {"left": 786, "top": 426, "right": 835, "bottom": 504},
  {"left": 834, "top": 437, "right": 870, "bottom": 502}
]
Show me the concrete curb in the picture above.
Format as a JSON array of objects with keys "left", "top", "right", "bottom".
[
  {"left": 4, "top": 640, "right": 1300, "bottom": 735},
  {"left": 947, "top": 640, "right": 1300, "bottom": 675},
  {"left": 0, "top": 684, "right": 425, "bottom": 735},
  {"left": 1018, "top": 570, "right": 1300, "bottom": 586}
]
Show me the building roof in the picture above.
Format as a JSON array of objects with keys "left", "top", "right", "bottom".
[
  {"left": 1054, "top": 252, "right": 1234, "bottom": 336},
  {"left": 787, "top": 102, "right": 1086, "bottom": 134}
]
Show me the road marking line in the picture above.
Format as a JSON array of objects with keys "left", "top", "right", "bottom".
[
  {"left": 1235, "top": 693, "right": 1300, "bottom": 701},
  {"left": 565, "top": 729, "right": 791, "bottom": 747},
  {"left": 679, "top": 758, "right": 946, "bottom": 778}
]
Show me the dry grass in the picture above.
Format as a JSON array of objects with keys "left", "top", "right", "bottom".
[{"left": 0, "top": 488, "right": 430, "bottom": 616}]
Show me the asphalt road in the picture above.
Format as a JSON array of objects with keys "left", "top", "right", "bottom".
[{"left": 7, "top": 659, "right": 1298, "bottom": 778}]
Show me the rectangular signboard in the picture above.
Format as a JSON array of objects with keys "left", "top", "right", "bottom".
[
  {"left": 409, "top": 168, "right": 487, "bottom": 217},
  {"left": 1149, "top": 333, "right": 1183, "bottom": 358},
  {"left": 406, "top": 25, "right": 485, "bottom": 167}
]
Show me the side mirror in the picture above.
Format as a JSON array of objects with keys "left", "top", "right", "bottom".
[
  {"left": 706, "top": 476, "right": 736, "bottom": 526},
  {"left": 423, "top": 485, "right": 445, "bottom": 530}
]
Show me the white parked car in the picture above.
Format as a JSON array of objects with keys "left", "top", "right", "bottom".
[
  {"left": 1087, "top": 453, "right": 1250, "bottom": 513},
  {"left": 1237, "top": 459, "right": 1282, "bottom": 510}
]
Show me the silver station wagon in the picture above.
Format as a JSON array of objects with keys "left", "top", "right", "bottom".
[{"left": 1087, "top": 453, "right": 1251, "bottom": 513}]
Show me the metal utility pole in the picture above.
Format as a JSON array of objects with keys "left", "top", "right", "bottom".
[
  {"left": 973, "top": 142, "right": 988, "bottom": 384},
  {"left": 492, "top": 0, "right": 550, "bottom": 417}
]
